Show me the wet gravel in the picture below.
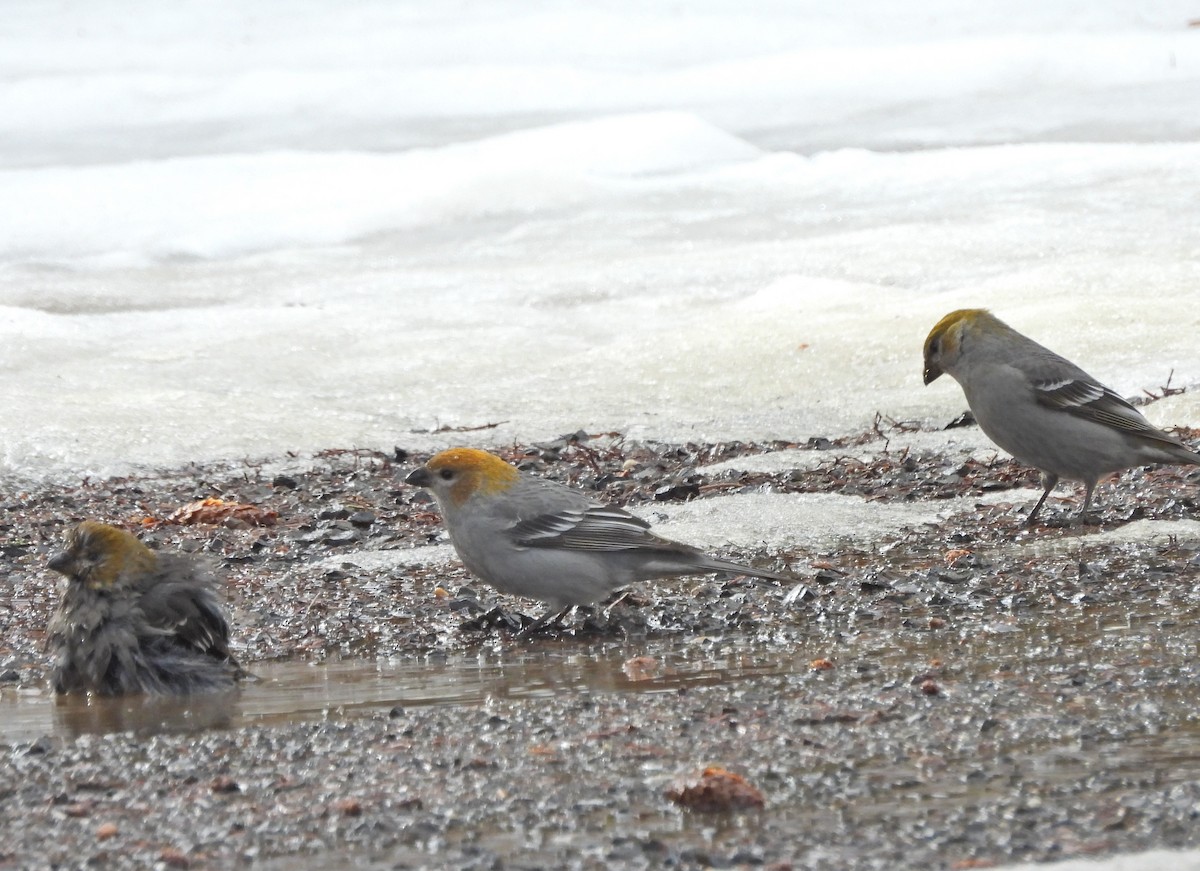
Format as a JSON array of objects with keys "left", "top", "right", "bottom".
[{"left": 3, "top": 428, "right": 1200, "bottom": 869}]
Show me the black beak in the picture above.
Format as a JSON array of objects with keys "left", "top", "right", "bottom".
[
  {"left": 405, "top": 467, "right": 432, "bottom": 487},
  {"left": 47, "top": 550, "right": 73, "bottom": 574},
  {"left": 923, "top": 362, "right": 942, "bottom": 385}
]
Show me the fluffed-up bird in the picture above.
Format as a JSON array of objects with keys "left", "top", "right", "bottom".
[
  {"left": 405, "top": 447, "right": 795, "bottom": 634},
  {"left": 46, "top": 521, "right": 244, "bottom": 695},
  {"left": 923, "top": 308, "right": 1200, "bottom": 523}
]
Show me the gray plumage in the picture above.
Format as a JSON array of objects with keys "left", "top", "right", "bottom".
[
  {"left": 924, "top": 309, "right": 1200, "bottom": 523},
  {"left": 46, "top": 521, "right": 242, "bottom": 695},
  {"left": 406, "top": 448, "right": 794, "bottom": 613}
]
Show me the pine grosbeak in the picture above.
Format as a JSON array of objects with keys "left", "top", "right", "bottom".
[
  {"left": 46, "top": 521, "right": 243, "bottom": 695},
  {"left": 924, "top": 308, "right": 1200, "bottom": 523},
  {"left": 405, "top": 448, "right": 794, "bottom": 633}
]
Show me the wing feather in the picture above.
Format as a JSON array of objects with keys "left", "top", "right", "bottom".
[
  {"left": 511, "top": 503, "right": 676, "bottom": 552},
  {"left": 1032, "top": 376, "right": 1184, "bottom": 445}
]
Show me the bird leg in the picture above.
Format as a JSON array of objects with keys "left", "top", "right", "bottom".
[
  {"left": 1077, "top": 481, "right": 1098, "bottom": 525},
  {"left": 602, "top": 590, "right": 634, "bottom": 620},
  {"left": 515, "top": 605, "right": 574, "bottom": 639},
  {"left": 1025, "top": 473, "right": 1058, "bottom": 526}
]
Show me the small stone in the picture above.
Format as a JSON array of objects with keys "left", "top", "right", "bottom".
[
  {"left": 654, "top": 482, "right": 700, "bottom": 502},
  {"left": 96, "top": 823, "right": 119, "bottom": 840},
  {"left": 322, "top": 530, "right": 359, "bottom": 547},
  {"left": 210, "top": 776, "right": 240, "bottom": 794},
  {"left": 348, "top": 510, "right": 376, "bottom": 528},
  {"left": 271, "top": 475, "right": 299, "bottom": 489},
  {"left": 24, "top": 736, "right": 54, "bottom": 755},
  {"left": 160, "top": 848, "right": 191, "bottom": 868}
]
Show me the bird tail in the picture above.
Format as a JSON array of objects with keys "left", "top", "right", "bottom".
[
  {"left": 699, "top": 555, "right": 796, "bottom": 583},
  {"left": 1155, "top": 440, "right": 1200, "bottom": 467}
]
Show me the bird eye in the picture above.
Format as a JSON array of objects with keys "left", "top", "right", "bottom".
[{"left": 439, "top": 469, "right": 455, "bottom": 481}]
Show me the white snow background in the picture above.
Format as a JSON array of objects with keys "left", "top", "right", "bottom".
[{"left": 2, "top": 0, "right": 1198, "bottom": 484}]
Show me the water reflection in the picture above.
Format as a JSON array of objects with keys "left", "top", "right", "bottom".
[
  {"left": 0, "top": 640, "right": 812, "bottom": 744},
  {"left": 5, "top": 598, "right": 1197, "bottom": 747},
  {"left": 49, "top": 690, "right": 240, "bottom": 737}
]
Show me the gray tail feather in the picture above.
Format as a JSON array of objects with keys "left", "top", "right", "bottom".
[{"left": 701, "top": 555, "right": 796, "bottom": 583}]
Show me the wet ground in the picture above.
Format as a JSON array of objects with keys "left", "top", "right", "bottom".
[{"left": 3, "top": 429, "right": 1200, "bottom": 869}]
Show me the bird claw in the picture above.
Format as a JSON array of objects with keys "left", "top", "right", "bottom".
[
  {"left": 514, "top": 606, "right": 574, "bottom": 640},
  {"left": 446, "top": 595, "right": 486, "bottom": 614},
  {"left": 458, "top": 604, "right": 523, "bottom": 633}
]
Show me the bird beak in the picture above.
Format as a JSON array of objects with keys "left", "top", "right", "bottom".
[
  {"left": 47, "top": 550, "right": 73, "bottom": 574},
  {"left": 404, "top": 467, "right": 432, "bottom": 487},
  {"left": 923, "top": 361, "right": 943, "bottom": 385}
]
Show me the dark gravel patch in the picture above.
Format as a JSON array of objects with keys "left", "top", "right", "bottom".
[{"left": 2, "top": 428, "right": 1200, "bottom": 869}]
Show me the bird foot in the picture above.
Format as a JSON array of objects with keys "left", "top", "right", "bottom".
[
  {"left": 458, "top": 604, "right": 523, "bottom": 633},
  {"left": 514, "top": 606, "right": 574, "bottom": 640}
]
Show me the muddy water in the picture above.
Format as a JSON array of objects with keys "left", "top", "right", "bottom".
[
  {"left": 5, "top": 597, "right": 1199, "bottom": 755},
  {"left": 0, "top": 640, "right": 813, "bottom": 744},
  {"left": 5, "top": 598, "right": 1200, "bottom": 870}
]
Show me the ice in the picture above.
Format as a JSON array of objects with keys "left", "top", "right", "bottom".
[
  {"left": 1, "top": 113, "right": 758, "bottom": 265},
  {"left": 3, "top": 2, "right": 1198, "bottom": 164},
  {"left": 995, "top": 849, "right": 1200, "bottom": 871},
  {"left": 317, "top": 545, "right": 457, "bottom": 574},
  {"left": 636, "top": 491, "right": 972, "bottom": 552},
  {"left": 1004, "top": 519, "right": 1200, "bottom": 563},
  {"left": 1, "top": 0, "right": 1198, "bottom": 490},
  {"left": 700, "top": 430, "right": 1003, "bottom": 475}
]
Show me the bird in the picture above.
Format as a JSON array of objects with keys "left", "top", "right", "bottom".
[
  {"left": 45, "top": 521, "right": 244, "bottom": 695},
  {"left": 923, "top": 308, "right": 1200, "bottom": 524},
  {"left": 405, "top": 447, "right": 795, "bottom": 635}
]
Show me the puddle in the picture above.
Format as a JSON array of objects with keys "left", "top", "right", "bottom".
[
  {"left": 0, "top": 640, "right": 814, "bottom": 744},
  {"left": 5, "top": 597, "right": 1198, "bottom": 748},
  {"left": 7, "top": 600, "right": 1200, "bottom": 871}
]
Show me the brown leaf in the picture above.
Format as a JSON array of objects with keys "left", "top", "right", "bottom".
[
  {"left": 622, "top": 656, "right": 659, "bottom": 682},
  {"left": 943, "top": 548, "right": 972, "bottom": 565},
  {"left": 168, "top": 498, "right": 277, "bottom": 527},
  {"left": 665, "top": 765, "right": 765, "bottom": 812}
]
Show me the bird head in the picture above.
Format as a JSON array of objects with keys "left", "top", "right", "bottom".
[
  {"left": 47, "top": 521, "right": 157, "bottom": 590},
  {"left": 404, "top": 448, "right": 520, "bottom": 508},
  {"left": 923, "top": 308, "right": 992, "bottom": 384}
]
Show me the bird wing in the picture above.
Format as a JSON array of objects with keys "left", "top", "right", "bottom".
[
  {"left": 511, "top": 503, "right": 676, "bottom": 552},
  {"left": 136, "top": 564, "right": 234, "bottom": 661},
  {"left": 1031, "top": 375, "right": 1186, "bottom": 446}
]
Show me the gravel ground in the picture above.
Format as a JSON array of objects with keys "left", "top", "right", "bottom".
[{"left": 3, "top": 428, "right": 1200, "bottom": 869}]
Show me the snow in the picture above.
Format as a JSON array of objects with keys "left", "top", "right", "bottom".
[{"left": 1, "top": 0, "right": 1198, "bottom": 487}]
